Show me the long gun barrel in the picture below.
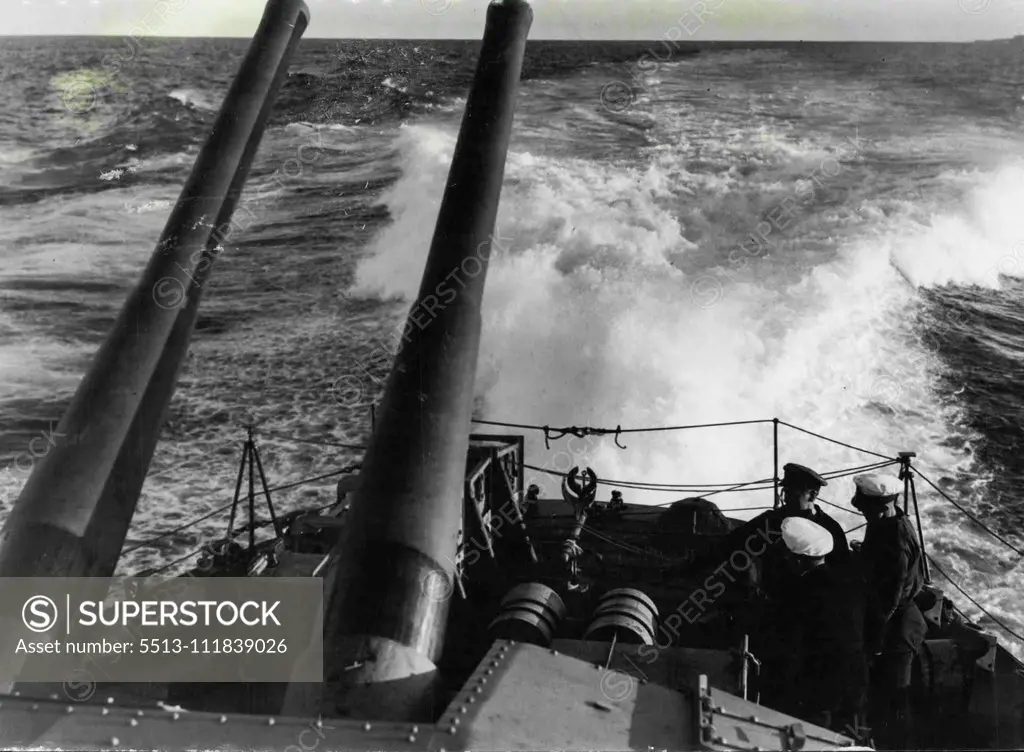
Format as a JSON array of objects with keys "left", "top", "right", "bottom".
[
  {"left": 0, "top": 0, "right": 309, "bottom": 689},
  {"left": 283, "top": 0, "right": 533, "bottom": 721}
]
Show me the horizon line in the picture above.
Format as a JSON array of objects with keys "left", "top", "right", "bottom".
[{"left": 0, "top": 33, "right": 1009, "bottom": 43}]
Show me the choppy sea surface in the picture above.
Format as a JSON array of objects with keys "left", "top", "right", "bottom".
[{"left": 1, "top": 36, "right": 1024, "bottom": 656}]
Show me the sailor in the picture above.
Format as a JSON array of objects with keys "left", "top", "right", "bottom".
[
  {"left": 717, "top": 462, "right": 850, "bottom": 597},
  {"left": 775, "top": 463, "right": 850, "bottom": 564},
  {"left": 852, "top": 473, "right": 927, "bottom": 749},
  {"left": 696, "top": 463, "right": 849, "bottom": 709},
  {"left": 765, "top": 517, "right": 867, "bottom": 733}
]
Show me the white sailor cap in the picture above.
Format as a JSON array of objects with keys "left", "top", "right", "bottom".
[
  {"left": 852, "top": 474, "right": 902, "bottom": 505},
  {"left": 781, "top": 516, "right": 834, "bottom": 558}
]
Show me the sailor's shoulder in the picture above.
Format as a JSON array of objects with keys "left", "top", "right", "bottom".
[
  {"left": 896, "top": 516, "right": 922, "bottom": 547},
  {"left": 881, "top": 514, "right": 916, "bottom": 544},
  {"left": 896, "top": 512, "right": 917, "bottom": 533},
  {"left": 863, "top": 517, "right": 913, "bottom": 555},
  {"left": 811, "top": 505, "right": 844, "bottom": 528},
  {"left": 726, "top": 510, "right": 783, "bottom": 550},
  {"left": 868, "top": 514, "right": 901, "bottom": 533}
]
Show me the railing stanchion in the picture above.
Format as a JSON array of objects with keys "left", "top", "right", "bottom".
[
  {"left": 247, "top": 425, "right": 257, "bottom": 550},
  {"left": 898, "top": 451, "right": 928, "bottom": 580},
  {"left": 772, "top": 418, "right": 780, "bottom": 508}
]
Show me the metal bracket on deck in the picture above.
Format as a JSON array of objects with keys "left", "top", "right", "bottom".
[
  {"left": 696, "top": 674, "right": 717, "bottom": 746},
  {"left": 975, "top": 632, "right": 998, "bottom": 672},
  {"left": 782, "top": 722, "right": 807, "bottom": 751}
]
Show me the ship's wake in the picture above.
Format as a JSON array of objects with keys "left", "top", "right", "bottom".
[{"left": 353, "top": 117, "right": 1024, "bottom": 658}]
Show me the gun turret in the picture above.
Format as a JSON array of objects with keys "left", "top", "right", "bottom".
[{"left": 282, "top": 0, "right": 533, "bottom": 722}]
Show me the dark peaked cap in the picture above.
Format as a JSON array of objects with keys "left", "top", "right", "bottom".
[{"left": 782, "top": 463, "right": 828, "bottom": 488}]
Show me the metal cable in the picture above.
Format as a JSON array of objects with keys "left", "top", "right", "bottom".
[
  {"left": 472, "top": 417, "right": 773, "bottom": 434},
  {"left": 121, "top": 464, "right": 361, "bottom": 555},
  {"left": 927, "top": 555, "right": 1024, "bottom": 644},
  {"left": 913, "top": 468, "right": 1024, "bottom": 558},
  {"left": 256, "top": 431, "right": 367, "bottom": 451},
  {"left": 777, "top": 420, "right": 895, "bottom": 461}
]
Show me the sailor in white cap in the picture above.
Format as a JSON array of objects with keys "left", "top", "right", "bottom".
[
  {"left": 852, "top": 474, "right": 902, "bottom": 514},
  {"left": 714, "top": 461, "right": 850, "bottom": 598},
  {"left": 763, "top": 517, "right": 867, "bottom": 733},
  {"left": 695, "top": 462, "right": 857, "bottom": 726},
  {"left": 852, "top": 473, "right": 927, "bottom": 748},
  {"left": 781, "top": 516, "right": 833, "bottom": 562},
  {"left": 778, "top": 463, "right": 849, "bottom": 563}
]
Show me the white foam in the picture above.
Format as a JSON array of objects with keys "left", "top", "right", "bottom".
[
  {"left": 168, "top": 88, "right": 218, "bottom": 112},
  {"left": 353, "top": 121, "right": 970, "bottom": 509},
  {"left": 352, "top": 113, "right": 1024, "bottom": 657},
  {"left": 892, "top": 161, "right": 1024, "bottom": 288}
]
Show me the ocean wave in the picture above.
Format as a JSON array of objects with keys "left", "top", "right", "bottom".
[
  {"left": 350, "top": 118, "right": 972, "bottom": 512},
  {"left": 167, "top": 87, "right": 219, "bottom": 112},
  {"left": 890, "top": 161, "right": 1024, "bottom": 289},
  {"left": 346, "top": 105, "right": 1024, "bottom": 656}
]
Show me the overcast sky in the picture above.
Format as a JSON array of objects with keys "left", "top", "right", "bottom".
[{"left": 2, "top": 0, "right": 1022, "bottom": 41}]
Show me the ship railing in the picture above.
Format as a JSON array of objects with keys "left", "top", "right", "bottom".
[
  {"left": 474, "top": 415, "right": 1024, "bottom": 652},
  {"left": 121, "top": 418, "right": 1024, "bottom": 651}
]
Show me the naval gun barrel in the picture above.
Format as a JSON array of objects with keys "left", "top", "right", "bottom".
[
  {"left": 0, "top": 0, "right": 310, "bottom": 693},
  {"left": 287, "top": 0, "right": 532, "bottom": 721},
  {"left": 0, "top": 0, "right": 309, "bottom": 580}
]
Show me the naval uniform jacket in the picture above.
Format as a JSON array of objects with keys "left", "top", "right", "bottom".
[
  {"left": 709, "top": 506, "right": 855, "bottom": 714},
  {"left": 720, "top": 505, "right": 851, "bottom": 596},
  {"left": 860, "top": 507, "right": 926, "bottom": 654},
  {"left": 770, "top": 563, "right": 868, "bottom": 721}
]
